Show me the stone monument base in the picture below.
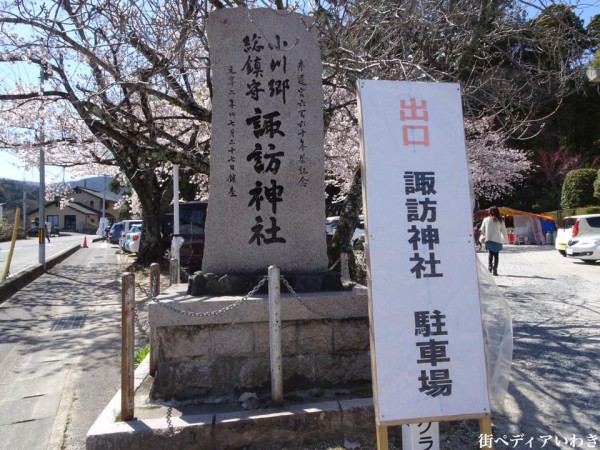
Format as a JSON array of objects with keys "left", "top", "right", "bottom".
[
  {"left": 148, "top": 283, "right": 369, "bottom": 401},
  {"left": 187, "top": 269, "right": 343, "bottom": 296}
]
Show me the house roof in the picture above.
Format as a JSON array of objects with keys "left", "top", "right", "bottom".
[
  {"left": 72, "top": 186, "right": 122, "bottom": 202},
  {"left": 28, "top": 201, "right": 115, "bottom": 218}
]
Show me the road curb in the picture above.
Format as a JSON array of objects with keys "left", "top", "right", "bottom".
[{"left": 0, "top": 244, "right": 81, "bottom": 304}]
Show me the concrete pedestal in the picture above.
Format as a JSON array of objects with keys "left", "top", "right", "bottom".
[{"left": 148, "top": 284, "right": 370, "bottom": 401}]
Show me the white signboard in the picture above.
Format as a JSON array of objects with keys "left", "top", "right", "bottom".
[{"left": 357, "top": 80, "right": 489, "bottom": 425}]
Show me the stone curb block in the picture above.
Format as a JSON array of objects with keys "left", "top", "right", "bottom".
[
  {"left": 0, "top": 244, "right": 81, "bottom": 304},
  {"left": 86, "top": 354, "right": 377, "bottom": 450}
]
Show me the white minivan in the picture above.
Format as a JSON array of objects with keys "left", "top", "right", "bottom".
[
  {"left": 555, "top": 214, "right": 600, "bottom": 256},
  {"left": 118, "top": 219, "right": 143, "bottom": 250}
]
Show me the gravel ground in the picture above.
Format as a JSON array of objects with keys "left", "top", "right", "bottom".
[{"left": 441, "top": 245, "right": 600, "bottom": 450}]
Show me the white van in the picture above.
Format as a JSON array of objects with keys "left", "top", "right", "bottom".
[
  {"left": 118, "top": 219, "right": 143, "bottom": 250},
  {"left": 555, "top": 214, "right": 600, "bottom": 256}
]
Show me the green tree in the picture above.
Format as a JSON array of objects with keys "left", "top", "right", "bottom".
[
  {"left": 587, "top": 14, "right": 600, "bottom": 43},
  {"left": 561, "top": 169, "right": 599, "bottom": 209}
]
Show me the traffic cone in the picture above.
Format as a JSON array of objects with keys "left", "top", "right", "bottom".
[{"left": 82, "top": 237, "right": 88, "bottom": 248}]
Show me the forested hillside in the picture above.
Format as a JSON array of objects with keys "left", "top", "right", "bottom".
[{"left": 0, "top": 179, "right": 38, "bottom": 222}]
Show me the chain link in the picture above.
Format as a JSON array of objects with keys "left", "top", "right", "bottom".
[
  {"left": 133, "top": 306, "right": 150, "bottom": 334},
  {"left": 279, "top": 275, "right": 367, "bottom": 320},
  {"left": 166, "top": 405, "right": 175, "bottom": 437},
  {"left": 142, "top": 276, "right": 268, "bottom": 318},
  {"left": 142, "top": 274, "right": 364, "bottom": 321},
  {"left": 133, "top": 280, "right": 172, "bottom": 334}
]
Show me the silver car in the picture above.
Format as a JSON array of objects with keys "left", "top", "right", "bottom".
[{"left": 566, "top": 232, "right": 600, "bottom": 264}]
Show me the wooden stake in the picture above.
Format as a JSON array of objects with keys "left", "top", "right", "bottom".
[
  {"left": 376, "top": 425, "right": 389, "bottom": 450},
  {"left": 121, "top": 272, "right": 135, "bottom": 421},
  {"left": 479, "top": 416, "right": 494, "bottom": 450},
  {"left": 150, "top": 262, "right": 160, "bottom": 296},
  {"left": 149, "top": 327, "right": 158, "bottom": 377},
  {"left": 149, "top": 262, "right": 161, "bottom": 377},
  {"left": 1, "top": 207, "right": 20, "bottom": 282}
]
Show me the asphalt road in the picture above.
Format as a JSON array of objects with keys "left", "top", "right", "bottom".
[
  {"left": 0, "top": 240, "right": 126, "bottom": 450},
  {"left": 0, "top": 234, "right": 93, "bottom": 278}
]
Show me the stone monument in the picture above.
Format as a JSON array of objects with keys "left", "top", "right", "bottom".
[
  {"left": 147, "top": 7, "right": 368, "bottom": 404},
  {"left": 202, "top": 7, "right": 327, "bottom": 275}
]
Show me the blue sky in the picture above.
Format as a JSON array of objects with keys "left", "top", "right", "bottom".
[{"left": 0, "top": 151, "right": 73, "bottom": 183}]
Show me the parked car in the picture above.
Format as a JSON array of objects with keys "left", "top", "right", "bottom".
[
  {"left": 26, "top": 226, "right": 40, "bottom": 237},
  {"left": 108, "top": 222, "right": 124, "bottom": 245},
  {"left": 118, "top": 219, "right": 143, "bottom": 251},
  {"left": 326, "top": 215, "right": 365, "bottom": 245},
  {"left": 161, "top": 201, "right": 207, "bottom": 272},
  {"left": 123, "top": 224, "right": 142, "bottom": 254},
  {"left": 566, "top": 232, "right": 600, "bottom": 264},
  {"left": 555, "top": 214, "right": 600, "bottom": 256}
]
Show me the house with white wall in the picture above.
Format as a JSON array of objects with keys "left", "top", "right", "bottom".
[{"left": 27, "top": 186, "right": 122, "bottom": 233}]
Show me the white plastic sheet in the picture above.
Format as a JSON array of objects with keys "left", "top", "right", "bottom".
[{"left": 478, "top": 260, "right": 513, "bottom": 413}]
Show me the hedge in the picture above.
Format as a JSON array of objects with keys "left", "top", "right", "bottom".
[{"left": 560, "top": 169, "right": 599, "bottom": 209}]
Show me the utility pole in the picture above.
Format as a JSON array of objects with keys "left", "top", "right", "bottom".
[
  {"left": 22, "top": 178, "right": 27, "bottom": 231},
  {"left": 38, "top": 61, "right": 50, "bottom": 267},
  {"left": 172, "top": 165, "right": 181, "bottom": 283},
  {"left": 102, "top": 174, "right": 106, "bottom": 220},
  {"left": 39, "top": 146, "right": 45, "bottom": 267}
]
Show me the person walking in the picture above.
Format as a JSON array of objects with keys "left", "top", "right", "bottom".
[
  {"left": 45, "top": 221, "right": 52, "bottom": 243},
  {"left": 479, "top": 206, "right": 508, "bottom": 276}
]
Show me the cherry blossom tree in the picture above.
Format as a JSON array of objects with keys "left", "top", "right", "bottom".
[
  {"left": 465, "top": 118, "right": 532, "bottom": 202},
  {"left": 0, "top": 0, "right": 212, "bottom": 264}
]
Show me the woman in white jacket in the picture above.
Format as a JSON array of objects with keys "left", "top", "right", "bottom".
[{"left": 480, "top": 206, "right": 508, "bottom": 276}]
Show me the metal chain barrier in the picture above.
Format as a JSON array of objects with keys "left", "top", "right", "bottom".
[
  {"left": 141, "top": 276, "right": 268, "bottom": 318},
  {"left": 166, "top": 405, "right": 175, "bottom": 437},
  {"left": 133, "top": 279, "right": 172, "bottom": 335},
  {"left": 138, "top": 269, "right": 366, "bottom": 435},
  {"left": 134, "top": 269, "right": 366, "bottom": 333},
  {"left": 279, "top": 275, "right": 367, "bottom": 320},
  {"left": 133, "top": 306, "right": 150, "bottom": 334}
]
